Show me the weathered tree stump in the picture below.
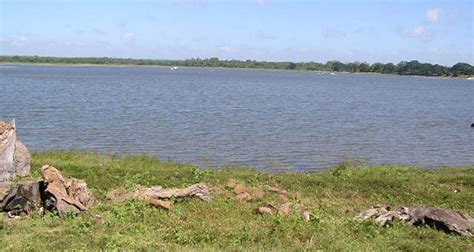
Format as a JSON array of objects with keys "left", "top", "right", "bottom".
[
  {"left": 0, "top": 119, "right": 31, "bottom": 181},
  {"left": 0, "top": 165, "right": 94, "bottom": 217}
]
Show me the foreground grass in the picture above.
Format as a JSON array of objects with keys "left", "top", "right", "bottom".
[{"left": 1, "top": 151, "right": 473, "bottom": 250}]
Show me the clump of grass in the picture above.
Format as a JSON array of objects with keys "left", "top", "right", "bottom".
[{"left": 1, "top": 151, "right": 473, "bottom": 250}]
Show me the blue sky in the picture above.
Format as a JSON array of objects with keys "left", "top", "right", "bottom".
[{"left": 1, "top": 0, "right": 472, "bottom": 65}]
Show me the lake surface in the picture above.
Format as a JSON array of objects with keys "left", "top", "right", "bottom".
[{"left": 1, "top": 65, "right": 473, "bottom": 171}]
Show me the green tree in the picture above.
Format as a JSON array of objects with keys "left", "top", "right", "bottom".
[{"left": 451, "top": 63, "right": 474, "bottom": 76}]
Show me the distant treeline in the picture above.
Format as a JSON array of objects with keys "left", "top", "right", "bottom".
[{"left": 1, "top": 55, "right": 473, "bottom": 77}]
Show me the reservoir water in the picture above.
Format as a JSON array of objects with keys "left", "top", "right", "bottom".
[{"left": 1, "top": 65, "right": 473, "bottom": 171}]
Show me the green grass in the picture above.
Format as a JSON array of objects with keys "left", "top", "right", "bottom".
[{"left": 1, "top": 151, "right": 473, "bottom": 250}]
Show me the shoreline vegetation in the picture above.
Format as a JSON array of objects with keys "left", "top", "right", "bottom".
[
  {"left": 1, "top": 55, "right": 473, "bottom": 79},
  {"left": 1, "top": 151, "right": 473, "bottom": 250}
]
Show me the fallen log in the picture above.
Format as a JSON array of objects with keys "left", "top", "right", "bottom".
[
  {"left": 405, "top": 207, "right": 474, "bottom": 237},
  {"left": 357, "top": 205, "right": 474, "bottom": 237},
  {"left": 134, "top": 183, "right": 211, "bottom": 202},
  {"left": 107, "top": 183, "right": 211, "bottom": 209}
]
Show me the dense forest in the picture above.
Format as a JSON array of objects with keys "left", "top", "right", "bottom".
[{"left": 1, "top": 55, "right": 473, "bottom": 77}]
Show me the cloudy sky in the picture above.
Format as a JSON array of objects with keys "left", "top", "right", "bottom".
[{"left": 1, "top": 0, "right": 472, "bottom": 65}]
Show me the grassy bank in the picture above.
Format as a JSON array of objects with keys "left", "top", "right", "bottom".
[{"left": 1, "top": 151, "right": 473, "bottom": 250}]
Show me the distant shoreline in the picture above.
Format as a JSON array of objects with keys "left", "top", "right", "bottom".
[
  {"left": 1, "top": 61, "right": 472, "bottom": 80},
  {"left": 1, "top": 55, "right": 473, "bottom": 79}
]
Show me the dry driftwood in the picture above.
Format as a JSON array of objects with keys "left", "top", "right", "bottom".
[
  {"left": 135, "top": 183, "right": 211, "bottom": 201},
  {"left": 41, "top": 165, "right": 94, "bottom": 216},
  {"left": 357, "top": 205, "right": 474, "bottom": 237},
  {"left": 405, "top": 207, "right": 474, "bottom": 237},
  {"left": 108, "top": 183, "right": 211, "bottom": 210},
  {"left": 356, "top": 204, "right": 410, "bottom": 226},
  {"left": 0, "top": 119, "right": 31, "bottom": 181}
]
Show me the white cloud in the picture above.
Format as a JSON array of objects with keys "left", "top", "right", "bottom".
[
  {"left": 256, "top": 0, "right": 267, "bottom": 6},
  {"left": 122, "top": 32, "right": 136, "bottom": 43},
  {"left": 413, "top": 25, "right": 425, "bottom": 36},
  {"left": 426, "top": 8, "right": 442, "bottom": 23}
]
